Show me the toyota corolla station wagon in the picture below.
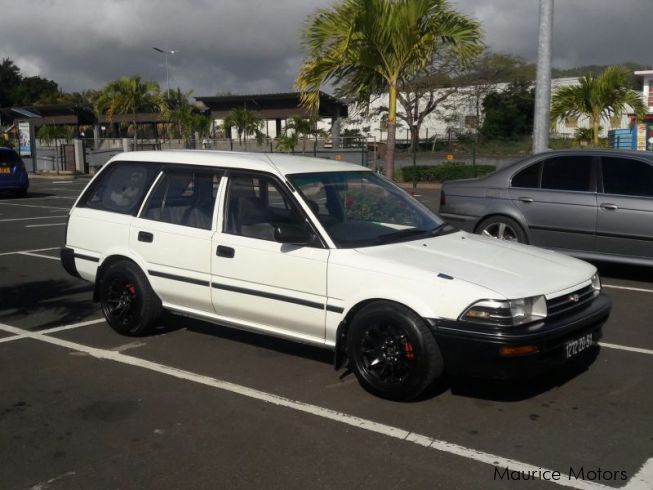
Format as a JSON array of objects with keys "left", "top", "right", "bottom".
[{"left": 61, "top": 151, "right": 610, "bottom": 400}]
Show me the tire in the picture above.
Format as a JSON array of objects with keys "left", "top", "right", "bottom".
[
  {"left": 477, "top": 216, "right": 527, "bottom": 244},
  {"left": 15, "top": 188, "right": 27, "bottom": 198},
  {"left": 347, "top": 301, "right": 443, "bottom": 401},
  {"left": 99, "top": 260, "right": 162, "bottom": 336}
]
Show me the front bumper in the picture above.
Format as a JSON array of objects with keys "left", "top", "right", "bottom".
[{"left": 427, "top": 293, "right": 611, "bottom": 379}]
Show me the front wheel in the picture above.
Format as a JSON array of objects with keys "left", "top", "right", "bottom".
[
  {"left": 347, "top": 302, "right": 443, "bottom": 401},
  {"left": 477, "top": 216, "right": 527, "bottom": 243},
  {"left": 99, "top": 261, "right": 161, "bottom": 336}
]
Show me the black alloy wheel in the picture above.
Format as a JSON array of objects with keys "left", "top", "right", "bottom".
[
  {"left": 348, "top": 301, "right": 443, "bottom": 401},
  {"left": 100, "top": 261, "right": 161, "bottom": 336}
]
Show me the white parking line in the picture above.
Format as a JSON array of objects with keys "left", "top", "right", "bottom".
[
  {"left": 0, "top": 247, "right": 60, "bottom": 257},
  {"left": 603, "top": 284, "right": 653, "bottom": 294},
  {"left": 0, "top": 334, "right": 27, "bottom": 344},
  {"left": 51, "top": 181, "right": 74, "bottom": 184},
  {"left": 599, "top": 342, "right": 653, "bottom": 356},
  {"left": 39, "top": 318, "right": 105, "bottom": 334},
  {"left": 25, "top": 223, "right": 66, "bottom": 228},
  {"left": 0, "top": 202, "right": 69, "bottom": 210},
  {"left": 0, "top": 215, "right": 67, "bottom": 222},
  {"left": 18, "top": 251, "right": 60, "bottom": 261},
  {"left": 0, "top": 320, "right": 649, "bottom": 490}
]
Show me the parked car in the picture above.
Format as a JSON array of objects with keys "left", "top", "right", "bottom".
[
  {"left": 0, "top": 147, "right": 29, "bottom": 197},
  {"left": 61, "top": 151, "right": 610, "bottom": 400},
  {"left": 440, "top": 149, "right": 653, "bottom": 266}
]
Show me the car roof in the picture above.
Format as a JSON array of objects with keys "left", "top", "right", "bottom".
[{"left": 110, "top": 150, "right": 369, "bottom": 177}]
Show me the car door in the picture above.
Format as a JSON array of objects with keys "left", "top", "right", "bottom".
[
  {"left": 508, "top": 155, "right": 598, "bottom": 252},
  {"left": 130, "top": 167, "right": 221, "bottom": 313},
  {"left": 210, "top": 171, "right": 329, "bottom": 342},
  {"left": 596, "top": 156, "right": 653, "bottom": 260}
]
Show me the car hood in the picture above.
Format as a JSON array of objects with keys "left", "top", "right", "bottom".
[{"left": 354, "top": 231, "right": 596, "bottom": 299}]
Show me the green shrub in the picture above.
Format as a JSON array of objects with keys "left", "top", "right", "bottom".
[{"left": 401, "top": 163, "right": 496, "bottom": 182}]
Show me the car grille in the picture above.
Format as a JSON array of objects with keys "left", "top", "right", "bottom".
[{"left": 546, "top": 284, "right": 595, "bottom": 318}]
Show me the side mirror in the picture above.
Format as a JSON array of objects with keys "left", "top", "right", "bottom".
[{"left": 274, "top": 223, "right": 314, "bottom": 246}]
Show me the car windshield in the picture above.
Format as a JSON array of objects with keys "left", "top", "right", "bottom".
[{"left": 289, "top": 171, "right": 445, "bottom": 248}]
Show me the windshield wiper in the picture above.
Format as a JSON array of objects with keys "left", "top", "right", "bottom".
[{"left": 375, "top": 225, "right": 442, "bottom": 245}]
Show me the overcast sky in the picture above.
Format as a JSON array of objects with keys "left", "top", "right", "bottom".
[{"left": 0, "top": 0, "right": 650, "bottom": 98}]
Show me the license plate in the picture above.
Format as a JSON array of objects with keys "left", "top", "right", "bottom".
[
  {"left": 0, "top": 167, "right": 10, "bottom": 174},
  {"left": 565, "top": 333, "right": 594, "bottom": 359}
]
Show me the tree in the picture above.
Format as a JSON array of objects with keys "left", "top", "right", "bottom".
[
  {"left": 480, "top": 81, "right": 535, "bottom": 140},
  {"left": 0, "top": 58, "right": 22, "bottom": 107},
  {"left": 284, "top": 116, "right": 328, "bottom": 151},
  {"left": 222, "top": 108, "right": 264, "bottom": 146},
  {"left": 163, "top": 89, "right": 211, "bottom": 145},
  {"left": 551, "top": 66, "right": 647, "bottom": 147},
  {"left": 96, "top": 76, "right": 165, "bottom": 141},
  {"left": 12, "top": 76, "right": 59, "bottom": 105},
  {"left": 296, "top": 0, "right": 482, "bottom": 179}
]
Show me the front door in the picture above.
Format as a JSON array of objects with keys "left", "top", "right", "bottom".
[{"left": 210, "top": 172, "right": 329, "bottom": 342}]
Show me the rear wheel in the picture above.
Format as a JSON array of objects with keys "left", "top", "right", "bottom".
[
  {"left": 477, "top": 216, "right": 527, "bottom": 243},
  {"left": 99, "top": 261, "right": 161, "bottom": 336},
  {"left": 347, "top": 302, "right": 443, "bottom": 401}
]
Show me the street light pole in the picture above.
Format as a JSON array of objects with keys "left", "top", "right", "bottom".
[
  {"left": 532, "top": 0, "right": 554, "bottom": 153},
  {"left": 153, "top": 47, "right": 176, "bottom": 99},
  {"left": 411, "top": 122, "right": 418, "bottom": 193}
]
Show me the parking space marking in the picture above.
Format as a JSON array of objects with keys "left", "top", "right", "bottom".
[
  {"left": 39, "top": 318, "right": 105, "bottom": 334},
  {"left": 25, "top": 223, "right": 66, "bottom": 228},
  {"left": 17, "top": 251, "right": 61, "bottom": 261},
  {"left": 0, "top": 215, "right": 67, "bottom": 222},
  {"left": 0, "top": 320, "right": 637, "bottom": 490},
  {"left": 599, "top": 342, "right": 653, "bottom": 356},
  {"left": 0, "top": 202, "right": 70, "bottom": 210},
  {"left": 604, "top": 284, "right": 653, "bottom": 294},
  {"left": 51, "top": 181, "right": 74, "bottom": 184},
  {"left": 0, "top": 334, "right": 27, "bottom": 344},
  {"left": 0, "top": 246, "right": 60, "bottom": 257}
]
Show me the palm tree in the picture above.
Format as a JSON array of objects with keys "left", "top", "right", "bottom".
[
  {"left": 96, "top": 76, "right": 166, "bottom": 141},
  {"left": 296, "top": 0, "right": 482, "bottom": 178},
  {"left": 222, "top": 108, "right": 264, "bottom": 148},
  {"left": 551, "top": 66, "right": 647, "bottom": 147},
  {"left": 284, "top": 116, "right": 328, "bottom": 151}
]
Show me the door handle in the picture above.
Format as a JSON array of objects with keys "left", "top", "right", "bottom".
[
  {"left": 600, "top": 203, "right": 618, "bottom": 211},
  {"left": 216, "top": 245, "right": 235, "bottom": 258},
  {"left": 518, "top": 197, "right": 534, "bottom": 203},
  {"left": 138, "top": 231, "right": 154, "bottom": 243}
]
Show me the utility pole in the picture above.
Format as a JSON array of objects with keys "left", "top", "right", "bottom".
[
  {"left": 153, "top": 47, "right": 176, "bottom": 99},
  {"left": 532, "top": 0, "right": 554, "bottom": 153}
]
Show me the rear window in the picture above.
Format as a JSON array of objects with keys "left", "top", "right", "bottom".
[
  {"left": 0, "top": 149, "right": 21, "bottom": 166},
  {"left": 78, "top": 162, "right": 161, "bottom": 215}
]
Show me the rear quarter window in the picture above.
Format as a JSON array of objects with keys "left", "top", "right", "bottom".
[{"left": 77, "top": 161, "right": 161, "bottom": 215}]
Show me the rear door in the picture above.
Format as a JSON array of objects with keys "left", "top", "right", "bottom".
[
  {"left": 596, "top": 156, "right": 653, "bottom": 260},
  {"left": 508, "top": 155, "right": 598, "bottom": 252},
  {"left": 130, "top": 167, "right": 222, "bottom": 313}
]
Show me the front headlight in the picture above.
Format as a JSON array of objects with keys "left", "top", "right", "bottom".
[
  {"left": 591, "top": 274, "right": 601, "bottom": 295},
  {"left": 460, "top": 295, "right": 547, "bottom": 327}
]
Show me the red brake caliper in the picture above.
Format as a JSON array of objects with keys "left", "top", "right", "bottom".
[
  {"left": 126, "top": 284, "right": 136, "bottom": 296},
  {"left": 403, "top": 340, "right": 415, "bottom": 359}
]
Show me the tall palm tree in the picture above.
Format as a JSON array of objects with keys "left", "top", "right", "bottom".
[
  {"left": 284, "top": 116, "right": 328, "bottom": 151},
  {"left": 296, "top": 0, "right": 482, "bottom": 178},
  {"left": 96, "top": 76, "right": 165, "bottom": 141},
  {"left": 222, "top": 108, "right": 264, "bottom": 147},
  {"left": 551, "top": 66, "right": 647, "bottom": 147}
]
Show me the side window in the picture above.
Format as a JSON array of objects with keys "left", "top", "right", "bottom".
[
  {"left": 602, "top": 157, "right": 653, "bottom": 197},
  {"left": 142, "top": 169, "right": 220, "bottom": 230},
  {"left": 541, "top": 156, "right": 592, "bottom": 192},
  {"left": 79, "top": 162, "right": 160, "bottom": 214},
  {"left": 224, "top": 174, "right": 305, "bottom": 241},
  {"left": 511, "top": 163, "right": 541, "bottom": 188}
]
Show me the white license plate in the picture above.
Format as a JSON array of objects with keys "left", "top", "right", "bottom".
[{"left": 565, "top": 333, "right": 594, "bottom": 359}]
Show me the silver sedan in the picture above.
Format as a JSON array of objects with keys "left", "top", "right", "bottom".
[{"left": 439, "top": 149, "right": 653, "bottom": 266}]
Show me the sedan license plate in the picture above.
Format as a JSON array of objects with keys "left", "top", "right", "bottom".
[
  {"left": 565, "top": 333, "right": 594, "bottom": 359},
  {"left": 0, "top": 167, "right": 10, "bottom": 174}
]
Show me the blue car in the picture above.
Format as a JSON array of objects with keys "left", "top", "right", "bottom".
[{"left": 0, "top": 147, "right": 29, "bottom": 197}]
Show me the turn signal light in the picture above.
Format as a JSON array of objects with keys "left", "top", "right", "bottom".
[{"left": 499, "top": 345, "right": 539, "bottom": 357}]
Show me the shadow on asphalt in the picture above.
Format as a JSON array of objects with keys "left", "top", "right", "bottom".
[
  {"left": 0, "top": 278, "right": 96, "bottom": 330},
  {"left": 161, "top": 313, "right": 334, "bottom": 365},
  {"left": 0, "top": 191, "right": 54, "bottom": 200},
  {"left": 593, "top": 261, "right": 653, "bottom": 284}
]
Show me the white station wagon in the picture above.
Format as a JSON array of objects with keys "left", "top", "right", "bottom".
[{"left": 62, "top": 151, "right": 611, "bottom": 400}]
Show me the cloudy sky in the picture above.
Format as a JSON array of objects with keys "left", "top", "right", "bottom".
[{"left": 1, "top": 0, "right": 650, "bottom": 98}]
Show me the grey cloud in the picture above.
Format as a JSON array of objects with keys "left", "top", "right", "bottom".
[{"left": 0, "top": 0, "right": 650, "bottom": 98}]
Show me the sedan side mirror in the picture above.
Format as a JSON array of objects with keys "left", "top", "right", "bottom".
[{"left": 274, "top": 223, "right": 314, "bottom": 246}]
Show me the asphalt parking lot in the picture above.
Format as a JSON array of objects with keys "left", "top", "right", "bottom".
[{"left": 1, "top": 177, "right": 653, "bottom": 490}]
